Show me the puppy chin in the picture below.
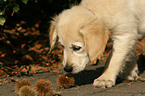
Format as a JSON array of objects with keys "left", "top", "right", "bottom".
[
  {"left": 71, "top": 69, "right": 82, "bottom": 74},
  {"left": 72, "top": 60, "right": 90, "bottom": 74},
  {"left": 71, "top": 65, "right": 86, "bottom": 74}
]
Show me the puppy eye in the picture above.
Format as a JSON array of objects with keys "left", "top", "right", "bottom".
[{"left": 71, "top": 45, "right": 81, "bottom": 51}]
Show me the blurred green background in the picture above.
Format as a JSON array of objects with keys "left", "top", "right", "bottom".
[{"left": 0, "top": 0, "right": 81, "bottom": 26}]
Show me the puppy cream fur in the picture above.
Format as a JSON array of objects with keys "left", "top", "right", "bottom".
[{"left": 49, "top": 0, "right": 145, "bottom": 88}]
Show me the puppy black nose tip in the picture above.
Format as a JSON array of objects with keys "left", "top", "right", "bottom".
[{"left": 64, "top": 66, "right": 73, "bottom": 72}]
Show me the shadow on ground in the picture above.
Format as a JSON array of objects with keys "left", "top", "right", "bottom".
[
  {"left": 71, "top": 54, "right": 145, "bottom": 86},
  {"left": 72, "top": 67, "right": 104, "bottom": 86}
]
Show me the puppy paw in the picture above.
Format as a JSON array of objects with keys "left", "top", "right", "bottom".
[
  {"left": 127, "top": 70, "right": 138, "bottom": 81},
  {"left": 93, "top": 79, "right": 115, "bottom": 88},
  {"left": 127, "top": 66, "right": 139, "bottom": 80}
]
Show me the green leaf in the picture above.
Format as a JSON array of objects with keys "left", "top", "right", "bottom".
[
  {"left": 13, "top": 5, "right": 20, "bottom": 12},
  {"left": 22, "top": 0, "right": 28, "bottom": 4},
  {"left": 0, "top": 0, "right": 7, "bottom": 2},
  {"left": 0, "top": 11, "right": 4, "bottom": 15},
  {"left": 0, "top": 16, "right": 6, "bottom": 26},
  {"left": 34, "top": 0, "right": 37, "bottom": 3}
]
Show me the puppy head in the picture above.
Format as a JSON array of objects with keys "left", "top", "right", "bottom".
[{"left": 49, "top": 6, "right": 110, "bottom": 73}]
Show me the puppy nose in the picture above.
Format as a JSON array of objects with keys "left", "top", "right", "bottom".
[{"left": 64, "top": 66, "right": 73, "bottom": 72}]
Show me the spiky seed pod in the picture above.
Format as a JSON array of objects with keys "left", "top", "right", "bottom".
[
  {"left": 18, "top": 86, "right": 37, "bottom": 96},
  {"left": 15, "top": 79, "right": 32, "bottom": 94},
  {"left": 57, "top": 75, "right": 75, "bottom": 89},
  {"left": 35, "top": 79, "right": 52, "bottom": 96}
]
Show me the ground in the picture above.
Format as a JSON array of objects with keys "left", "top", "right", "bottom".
[{"left": 1, "top": 62, "right": 145, "bottom": 96}]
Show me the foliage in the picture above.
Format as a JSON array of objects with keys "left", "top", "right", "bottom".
[
  {"left": 0, "top": 0, "right": 37, "bottom": 25},
  {"left": 0, "top": 0, "right": 81, "bottom": 26}
]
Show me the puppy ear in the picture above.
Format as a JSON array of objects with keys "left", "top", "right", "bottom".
[
  {"left": 49, "top": 16, "right": 58, "bottom": 53},
  {"left": 80, "top": 20, "right": 110, "bottom": 62}
]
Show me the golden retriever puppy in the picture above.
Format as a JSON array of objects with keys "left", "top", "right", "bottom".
[{"left": 49, "top": 0, "right": 145, "bottom": 88}]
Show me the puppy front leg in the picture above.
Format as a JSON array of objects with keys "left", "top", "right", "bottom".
[{"left": 93, "top": 35, "right": 137, "bottom": 88}]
